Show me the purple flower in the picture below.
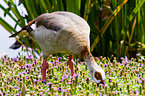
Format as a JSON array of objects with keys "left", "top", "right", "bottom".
[
  {"left": 125, "top": 56, "right": 128, "bottom": 61},
  {"left": 3, "top": 92, "right": 6, "bottom": 95},
  {"left": 120, "top": 57, "right": 124, "bottom": 60},
  {"left": 14, "top": 86, "right": 19, "bottom": 89},
  {"left": 109, "top": 78, "right": 111, "bottom": 82},
  {"left": 22, "top": 45, "right": 25, "bottom": 48},
  {"left": 18, "top": 79, "right": 20, "bottom": 82},
  {"left": 138, "top": 80, "right": 142, "bottom": 83},
  {"left": 66, "top": 70, "right": 69, "bottom": 73},
  {"left": 39, "top": 92, "right": 43, "bottom": 96},
  {"left": 80, "top": 61, "right": 84, "bottom": 64},
  {"left": 63, "top": 74, "right": 68, "bottom": 79},
  {"left": 62, "top": 89, "right": 67, "bottom": 92},
  {"left": 103, "top": 82, "right": 106, "bottom": 85},
  {"left": 14, "top": 58, "right": 18, "bottom": 62},
  {"left": 32, "top": 61, "right": 36, "bottom": 66},
  {"left": 136, "top": 53, "right": 141, "bottom": 56},
  {"left": 40, "top": 53, "right": 43, "bottom": 57},
  {"left": 7, "top": 80, "right": 9, "bottom": 84},
  {"left": 28, "top": 55, "right": 33, "bottom": 59},
  {"left": 75, "top": 58, "right": 79, "bottom": 62},
  {"left": 21, "top": 66, "right": 25, "bottom": 69},
  {"left": 25, "top": 64, "right": 32, "bottom": 68},
  {"left": 59, "top": 57, "right": 62, "bottom": 60},
  {"left": 73, "top": 62, "right": 76, "bottom": 65},
  {"left": 78, "top": 82, "right": 81, "bottom": 85},
  {"left": 22, "top": 71, "right": 27, "bottom": 74},
  {"left": 73, "top": 73, "right": 78, "bottom": 77},
  {"left": 57, "top": 87, "right": 62, "bottom": 92},
  {"left": 32, "top": 49, "right": 35, "bottom": 52},
  {"left": 68, "top": 82, "right": 73, "bottom": 84},
  {"left": 141, "top": 78, "right": 145, "bottom": 81},
  {"left": 86, "top": 77, "right": 90, "bottom": 81},
  {"left": 132, "top": 90, "right": 137, "bottom": 94},
  {"left": 52, "top": 60, "right": 56, "bottom": 65},
  {"left": 18, "top": 72, "right": 21, "bottom": 75},
  {"left": 47, "top": 82, "right": 52, "bottom": 86},
  {"left": 41, "top": 79, "right": 46, "bottom": 83},
  {"left": 138, "top": 63, "right": 142, "bottom": 67},
  {"left": 103, "top": 64, "right": 108, "bottom": 67}
]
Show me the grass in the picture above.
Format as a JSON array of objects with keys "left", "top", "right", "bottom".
[{"left": 0, "top": 53, "right": 144, "bottom": 95}]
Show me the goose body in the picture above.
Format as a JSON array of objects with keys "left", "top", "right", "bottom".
[
  {"left": 32, "top": 12, "right": 90, "bottom": 57},
  {"left": 11, "top": 11, "right": 105, "bottom": 84}
]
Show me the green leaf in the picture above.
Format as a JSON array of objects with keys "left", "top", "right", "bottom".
[
  {"left": 0, "top": 17, "right": 17, "bottom": 34},
  {"left": 128, "top": 0, "right": 145, "bottom": 21}
]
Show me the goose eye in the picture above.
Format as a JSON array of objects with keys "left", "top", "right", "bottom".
[{"left": 94, "top": 71, "right": 102, "bottom": 80}]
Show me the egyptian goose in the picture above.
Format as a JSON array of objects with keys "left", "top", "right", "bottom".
[{"left": 10, "top": 11, "right": 105, "bottom": 84}]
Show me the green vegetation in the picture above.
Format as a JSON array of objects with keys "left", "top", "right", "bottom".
[
  {"left": 1, "top": 0, "right": 145, "bottom": 60},
  {"left": 0, "top": 54, "right": 144, "bottom": 95}
]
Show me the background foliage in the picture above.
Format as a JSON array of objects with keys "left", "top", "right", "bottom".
[{"left": 0, "top": 0, "right": 145, "bottom": 60}]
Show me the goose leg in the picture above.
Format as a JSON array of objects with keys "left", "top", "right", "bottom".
[
  {"left": 42, "top": 59, "right": 48, "bottom": 81},
  {"left": 68, "top": 54, "right": 74, "bottom": 76}
]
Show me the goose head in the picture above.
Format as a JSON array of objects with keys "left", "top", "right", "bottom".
[
  {"left": 81, "top": 47, "right": 105, "bottom": 84},
  {"left": 89, "top": 64, "right": 105, "bottom": 84}
]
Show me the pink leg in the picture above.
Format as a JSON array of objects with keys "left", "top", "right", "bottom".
[
  {"left": 42, "top": 59, "right": 48, "bottom": 81},
  {"left": 68, "top": 54, "right": 74, "bottom": 76}
]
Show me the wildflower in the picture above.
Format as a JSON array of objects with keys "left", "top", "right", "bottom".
[
  {"left": 52, "top": 60, "right": 55, "bottom": 64},
  {"left": 86, "top": 77, "right": 90, "bottom": 83},
  {"left": 21, "top": 66, "right": 25, "bottom": 69},
  {"left": 73, "top": 73, "right": 78, "bottom": 77},
  {"left": 109, "top": 78, "right": 111, "bottom": 82},
  {"left": 28, "top": 55, "right": 33, "bottom": 59},
  {"left": 103, "top": 82, "right": 106, "bottom": 85},
  {"left": 75, "top": 58, "right": 79, "bottom": 62},
  {"left": 18, "top": 72, "right": 21, "bottom": 75},
  {"left": 32, "top": 49, "right": 35, "bottom": 52},
  {"left": 59, "top": 57, "right": 62, "bottom": 60},
  {"left": 32, "top": 61, "right": 36, "bottom": 66},
  {"left": 54, "top": 66, "right": 58, "bottom": 68},
  {"left": 62, "top": 89, "right": 67, "bottom": 92},
  {"left": 132, "top": 90, "right": 137, "bottom": 94},
  {"left": 68, "top": 82, "right": 73, "bottom": 84},
  {"left": 57, "top": 87, "right": 62, "bottom": 92},
  {"left": 141, "top": 78, "right": 145, "bottom": 81},
  {"left": 63, "top": 74, "right": 68, "bottom": 79},
  {"left": 41, "top": 79, "right": 46, "bottom": 83},
  {"left": 40, "top": 53, "right": 43, "bottom": 57},
  {"left": 22, "top": 71, "right": 27, "bottom": 74},
  {"left": 3, "top": 92, "right": 6, "bottom": 95},
  {"left": 138, "top": 80, "right": 142, "bottom": 83},
  {"left": 136, "top": 53, "right": 141, "bottom": 56},
  {"left": 6, "top": 80, "right": 9, "bottom": 84},
  {"left": 39, "top": 92, "right": 43, "bottom": 96},
  {"left": 25, "top": 64, "right": 32, "bottom": 68},
  {"left": 138, "top": 63, "right": 142, "bottom": 67},
  {"left": 103, "top": 64, "right": 108, "bottom": 67},
  {"left": 47, "top": 82, "right": 52, "bottom": 86},
  {"left": 14, "top": 58, "right": 18, "bottom": 62},
  {"left": 120, "top": 57, "right": 124, "bottom": 60},
  {"left": 14, "top": 86, "right": 19, "bottom": 89}
]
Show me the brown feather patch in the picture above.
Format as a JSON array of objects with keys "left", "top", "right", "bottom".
[
  {"left": 80, "top": 46, "right": 93, "bottom": 59},
  {"left": 95, "top": 71, "right": 102, "bottom": 81}
]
